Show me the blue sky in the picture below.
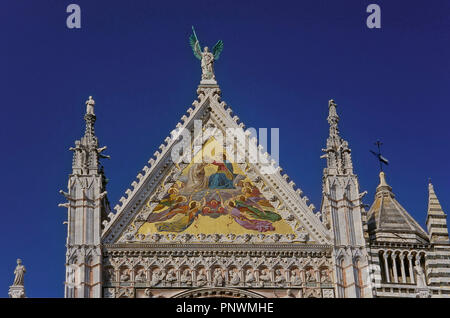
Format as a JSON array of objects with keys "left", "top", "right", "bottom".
[{"left": 1, "top": 0, "right": 449, "bottom": 297}]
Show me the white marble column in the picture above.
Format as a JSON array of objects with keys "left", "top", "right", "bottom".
[
  {"left": 399, "top": 254, "right": 407, "bottom": 283},
  {"left": 407, "top": 254, "right": 415, "bottom": 284},
  {"left": 391, "top": 253, "right": 398, "bottom": 283},
  {"left": 383, "top": 252, "right": 390, "bottom": 283}
]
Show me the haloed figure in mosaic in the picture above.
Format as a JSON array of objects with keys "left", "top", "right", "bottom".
[{"left": 141, "top": 139, "right": 283, "bottom": 234}]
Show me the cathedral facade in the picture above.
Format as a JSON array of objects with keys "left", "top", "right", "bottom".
[{"left": 59, "top": 52, "right": 450, "bottom": 299}]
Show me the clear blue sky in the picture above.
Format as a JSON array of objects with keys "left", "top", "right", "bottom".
[{"left": 1, "top": 0, "right": 449, "bottom": 297}]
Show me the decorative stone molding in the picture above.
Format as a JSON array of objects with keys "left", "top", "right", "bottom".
[
  {"left": 102, "top": 250, "right": 334, "bottom": 293},
  {"left": 8, "top": 286, "right": 26, "bottom": 298},
  {"left": 173, "top": 287, "right": 264, "bottom": 298}
]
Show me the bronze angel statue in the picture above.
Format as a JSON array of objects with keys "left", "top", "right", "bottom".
[{"left": 189, "top": 26, "right": 224, "bottom": 83}]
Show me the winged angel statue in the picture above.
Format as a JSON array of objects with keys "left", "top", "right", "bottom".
[{"left": 190, "top": 26, "right": 224, "bottom": 84}]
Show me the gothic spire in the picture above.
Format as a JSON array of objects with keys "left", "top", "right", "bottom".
[
  {"left": 61, "top": 96, "right": 110, "bottom": 298},
  {"left": 69, "top": 96, "right": 109, "bottom": 175},
  {"left": 84, "top": 96, "right": 96, "bottom": 142},
  {"left": 327, "top": 99, "right": 340, "bottom": 137},
  {"left": 426, "top": 181, "right": 449, "bottom": 243},
  {"left": 321, "top": 99, "right": 353, "bottom": 175}
]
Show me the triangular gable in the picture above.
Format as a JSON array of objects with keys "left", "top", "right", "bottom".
[{"left": 101, "top": 85, "right": 330, "bottom": 245}]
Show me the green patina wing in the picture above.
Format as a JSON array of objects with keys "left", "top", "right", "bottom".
[
  {"left": 212, "top": 40, "right": 224, "bottom": 60},
  {"left": 189, "top": 27, "right": 202, "bottom": 60}
]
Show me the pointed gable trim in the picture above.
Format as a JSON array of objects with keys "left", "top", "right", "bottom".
[{"left": 101, "top": 85, "right": 330, "bottom": 244}]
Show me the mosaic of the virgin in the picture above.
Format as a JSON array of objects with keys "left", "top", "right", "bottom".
[{"left": 137, "top": 138, "right": 293, "bottom": 235}]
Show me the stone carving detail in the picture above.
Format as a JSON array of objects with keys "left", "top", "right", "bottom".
[
  {"left": 196, "top": 268, "right": 207, "bottom": 287},
  {"left": 229, "top": 269, "right": 241, "bottom": 286},
  {"left": 305, "top": 267, "right": 316, "bottom": 283},
  {"left": 150, "top": 268, "right": 166, "bottom": 287},
  {"left": 117, "top": 287, "right": 134, "bottom": 298},
  {"left": 12, "top": 259, "right": 26, "bottom": 286},
  {"left": 166, "top": 268, "right": 177, "bottom": 286},
  {"left": 322, "top": 289, "right": 335, "bottom": 298},
  {"left": 414, "top": 260, "right": 427, "bottom": 288},
  {"left": 212, "top": 268, "right": 224, "bottom": 287},
  {"left": 103, "top": 252, "right": 333, "bottom": 297},
  {"left": 120, "top": 268, "right": 130, "bottom": 282},
  {"left": 304, "top": 288, "right": 321, "bottom": 298},
  {"left": 245, "top": 269, "right": 256, "bottom": 286},
  {"left": 320, "top": 268, "right": 332, "bottom": 283},
  {"left": 135, "top": 269, "right": 147, "bottom": 283},
  {"left": 9, "top": 259, "right": 26, "bottom": 298},
  {"left": 290, "top": 268, "right": 302, "bottom": 286},
  {"left": 103, "top": 288, "right": 115, "bottom": 298},
  {"left": 180, "top": 269, "right": 193, "bottom": 286},
  {"left": 258, "top": 269, "right": 271, "bottom": 286},
  {"left": 274, "top": 269, "right": 286, "bottom": 286}
]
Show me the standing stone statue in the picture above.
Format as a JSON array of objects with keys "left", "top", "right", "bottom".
[
  {"left": 13, "top": 259, "right": 26, "bottom": 286},
  {"left": 86, "top": 96, "right": 95, "bottom": 115},
  {"left": 189, "top": 26, "right": 224, "bottom": 85},
  {"left": 414, "top": 259, "right": 427, "bottom": 288},
  {"left": 9, "top": 259, "right": 26, "bottom": 298}
]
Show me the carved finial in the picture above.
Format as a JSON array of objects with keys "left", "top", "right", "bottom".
[
  {"left": 376, "top": 171, "right": 392, "bottom": 193},
  {"left": 327, "top": 99, "right": 339, "bottom": 137}
]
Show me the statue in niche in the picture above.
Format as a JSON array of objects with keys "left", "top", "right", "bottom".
[
  {"left": 306, "top": 269, "right": 316, "bottom": 282},
  {"left": 213, "top": 268, "right": 224, "bottom": 287},
  {"left": 196, "top": 269, "right": 207, "bottom": 287},
  {"left": 274, "top": 269, "right": 286, "bottom": 285},
  {"left": 166, "top": 269, "right": 177, "bottom": 285},
  {"left": 320, "top": 268, "right": 332, "bottom": 283},
  {"left": 259, "top": 269, "right": 271, "bottom": 286},
  {"left": 120, "top": 269, "right": 130, "bottom": 282},
  {"left": 229, "top": 269, "right": 240, "bottom": 286},
  {"left": 414, "top": 259, "right": 427, "bottom": 288},
  {"left": 245, "top": 269, "right": 255, "bottom": 286},
  {"left": 180, "top": 269, "right": 192, "bottom": 286},
  {"left": 150, "top": 268, "right": 166, "bottom": 287},
  {"left": 290, "top": 270, "right": 302, "bottom": 286},
  {"left": 12, "top": 259, "right": 26, "bottom": 286},
  {"left": 135, "top": 269, "right": 147, "bottom": 283}
]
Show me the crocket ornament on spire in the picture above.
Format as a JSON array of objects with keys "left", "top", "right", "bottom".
[{"left": 190, "top": 26, "right": 224, "bottom": 85}]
